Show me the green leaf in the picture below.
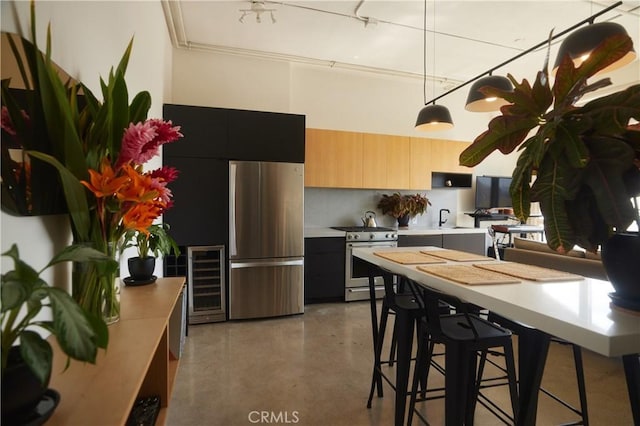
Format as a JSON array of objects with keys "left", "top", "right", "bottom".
[
  {"left": 583, "top": 136, "right": 637, "bottom": 230},
  {"left": 579, "top": 84, "right": 640, "bottom": 135},
  {"left": 459, "top": 115, "right": 538, "bottom": 166},
  {"left": 44, "top": 244, "right": 116, "bottom": 270},
  {"left": 130, "top": 91, "right": 152, "bottom": 123},
  {"left": 531, "top": 156, "right": 577, "bottom": 253},
  {"left": 554, "top": 33, "right": 633, "bottom": 105},
  {"left": 510, "top": 152, "right": 534, "bottom": 221},
  {"left": 26, "top": 151, "right": 91, "bottom": 241},
  {"left": 555, "top": 122, "right": 590, "bottom": 168},
  {"left": 45, "top": 287, "right": 101, "bottom": 364},
  {"left": 19, "top": 330, "right": 53, "bottom": 386}
]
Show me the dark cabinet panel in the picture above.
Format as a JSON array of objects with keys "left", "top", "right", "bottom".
[
  {"left": 227, "top": 109, "right": 305, "bottom": 163},
  {"left": 163, "top": 104, "right": 228, "bottom": 159},
  {"left": 163, "top": 157, "right": 228, "bottom": 247},
  {"left": 442, "top": 233, "right": 486, "bottom": 255},
  {"left": 397, "top": 234, "right": 443, "bottom": 248},
  {"left": 304, "top": 237, "right": 345, "bottom": 303}
]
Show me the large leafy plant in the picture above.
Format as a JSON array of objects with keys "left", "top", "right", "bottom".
[
  {"left": 460, "top": 32, "right": 640, "bottom": 253},
  {"left": 1, "top": 244, "right": 111, "bottom": 385},
  {"left": 378, "top": 192, "right": 431, "bottom": 219}
]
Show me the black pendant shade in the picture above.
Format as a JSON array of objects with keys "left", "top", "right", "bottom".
[
  {"left": 415, "top": 104, "right": 454, "bottom": 131},
  {"left": 553, "top": 22, "right": 636, "bottom": 75},
  {"left": 465, "top": 75, "right": 513, "bottom": 112}
]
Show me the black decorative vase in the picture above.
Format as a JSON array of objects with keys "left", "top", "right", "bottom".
[
  {"left": 601, "top": 232, "right": 640, "bottom": 310},
  {"left": 127, "top": 256, "right": 156, "bottom": 281},
  {"left": 1, "top": 346, "right": 50, "bottom": 423},
  {"left": 397, "top": 214, "right": 410, "bottom": 227}
]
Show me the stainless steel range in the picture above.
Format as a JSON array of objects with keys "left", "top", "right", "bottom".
[{"left": 332, "top": 226, "right": 398, "bottom": 302}]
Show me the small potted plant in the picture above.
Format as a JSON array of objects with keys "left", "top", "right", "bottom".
[
  {"left": 459, "top": 31, "right": 640, "bottom": 307},
  {"left": 123, "top": 223, "right": 180, "bottom": 284},
  {"left": 377, "top": 192, "right": 431, "bottom": 227},
  {"left": 1, "top": 244, "right": 111, "bottom": 423}
]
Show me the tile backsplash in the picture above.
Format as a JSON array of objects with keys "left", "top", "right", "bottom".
[{"left": 304, "top": 187, "right": 470, "bottom": 229}]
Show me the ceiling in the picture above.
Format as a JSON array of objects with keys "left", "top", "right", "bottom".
[{"left": 162, "top": 0, "right": 640, "bottom": 98}]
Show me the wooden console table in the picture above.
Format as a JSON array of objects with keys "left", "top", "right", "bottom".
[{"left": 47, "top": 277, "right": 186, "bottom": 425}]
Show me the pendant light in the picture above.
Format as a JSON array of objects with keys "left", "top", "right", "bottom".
[
  {"left": 465, "top": 74, "right": 513, "bottom": 112},
  {"left": 552, "top": 21, "right": 637, "bottom": 75},
  {"left": 415, "top": 0, "right": 453, "bottom": 131}
]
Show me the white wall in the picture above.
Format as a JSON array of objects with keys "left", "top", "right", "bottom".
[
  {"left": 0, "top": 1, "right": 172, "bottom": 288},
  {"left": 169, "top": 47, "right": 517, "bottom": 227}
]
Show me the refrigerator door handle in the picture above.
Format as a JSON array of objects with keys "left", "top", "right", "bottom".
[
  {"left": 230, "top": 258, "right": 304, "bottom": 269},
  {"left": 229, "top": 163, "right": 237, "bottom": 257}
]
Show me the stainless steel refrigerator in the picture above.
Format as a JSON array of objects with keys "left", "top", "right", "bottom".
[{"left": 228, "top": 161, "right": 304, "bottom": 319}]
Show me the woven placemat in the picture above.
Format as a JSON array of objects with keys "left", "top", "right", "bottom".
[
  {"left": 417, "top": 265, "right": 521, "bottom": 285},
  {"left": 420, "top": 249, "right": 494, "bottom": 262},
  {"left": 473, "top": 262, "right": 584, "bottom": 282},
  {"left": 374, "top": 251, "right": 446, "bottom": 265}
]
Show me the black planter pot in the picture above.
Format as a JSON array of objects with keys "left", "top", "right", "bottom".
[
  {"left": 397, "top": 214, "right": 410, "bottom": 227},
  {"left": 127, "top": 256, "right": 156, "bottom": 281},
  {"left": 1, "top": 346, "right": 50, "bottom": 423},
  {"left": 601, "top": 232, "right": 640, "bottom": 310}
]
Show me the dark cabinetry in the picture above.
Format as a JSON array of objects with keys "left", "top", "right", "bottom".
[
  {"left": 304, "top": 238, "right": 345, "bottom": 304},
  {"left": 162, "top": 157, "right": 228, "bottom": 247},
  {"left": 443, "top": 233, "right": 486, "bottom": 255},
  {"left": 398, "top": 234, "right": 443, "bottom": 247},
  {"left": 398, "top": 233, "right": 486, "bottom": 256},
  {"left": 163, "top": 104, "right": 228, "bottom": 159},
  {"left": 227, "top": 109, "right": 305, "bottom": 163},
  {"left": 163, "top": 104, "right": 305, "bottom": 163}
]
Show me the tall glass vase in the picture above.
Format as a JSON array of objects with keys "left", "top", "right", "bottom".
[{"left": 72, "top": 241, "right": 121, "bottom": 324}]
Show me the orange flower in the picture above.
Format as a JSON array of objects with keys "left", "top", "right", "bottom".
[
  {"left": 116, "top": 164, "right": 158, "bottom": 203},
  {"left": 122, "top": 202, "right": 164, "bottom": 233},
  {"left": 81, "top": 158, "right": 129, "bottom": 198}
]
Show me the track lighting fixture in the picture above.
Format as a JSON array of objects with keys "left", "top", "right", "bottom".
[
  {"left": 465, "top": 74, "right": 513, "bottom": 112},
  {"left": 239, "top": 1, "right": 277, "bottom": 24},
  {"left": 415, "top": 0, "right": 453, "bottom": 131},
  {"left": 552, "top": 21, "right": 636, "bottom": 75}
]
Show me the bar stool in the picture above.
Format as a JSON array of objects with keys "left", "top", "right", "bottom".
[
  {"left": 406, "top": 280, "right": 519, "bottom": 425},
  {"left": 477, "top": 312, "right": 590, "bottom": 425},
  {"left": 366, "top": 267, "right": 426, "bottom": 408}
]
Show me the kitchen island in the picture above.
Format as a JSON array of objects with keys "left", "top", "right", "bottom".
[
  {"left": 304, "top": 226, "right": 489, "bottom": 303},
  {"left": 353, "top": 246, "right": 640, "bottom": 426}
]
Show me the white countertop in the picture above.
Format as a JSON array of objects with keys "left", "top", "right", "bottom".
[
  {"left": 353, "top": 246, "right": 640, "bottom": 357},
  {"left": 304, "top": 226, "right": 487, "bottom": 238}
]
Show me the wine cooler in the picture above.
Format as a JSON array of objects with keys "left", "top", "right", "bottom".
[{"left": 187, "top": 245, "right": 226, "bottom": 324}]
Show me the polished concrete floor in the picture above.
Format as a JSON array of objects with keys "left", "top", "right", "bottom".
[{"left": 168, "top": 301, "right": 633, "bottom": 425}]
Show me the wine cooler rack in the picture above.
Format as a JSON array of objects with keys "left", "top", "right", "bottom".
[{"left": 187, "top": 246, "right": 226, "bottom": 323}]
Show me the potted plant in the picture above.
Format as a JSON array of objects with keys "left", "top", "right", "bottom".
[
  {"left": 1, "top": 244, "right": 111, "bottom": 423},
  {"left": 122, "top": 223, "right": 180, "bottom": 283},
  {"left": 377, "top": 192, "right": 431, "bottom": 227},
  {"left": 1, "top": 4, "right": 183, "bottom": 321},
  {"left": 459, "top": 31, "right": 640, "bottom": 306}
]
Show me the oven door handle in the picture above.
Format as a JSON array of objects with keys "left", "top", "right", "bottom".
[{"left": 348, "top": 286, "right": 385, "bottom": 293}]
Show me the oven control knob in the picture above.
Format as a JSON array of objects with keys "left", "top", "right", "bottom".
[
  {"left": 370, "top": 233, "right": 376, "bottom": 240},
  {"left": 386, "top": 234, "right": 392, "bottom": 239},
  {"left": 354, "top": 234, "right": 360, "bottom": 240}
]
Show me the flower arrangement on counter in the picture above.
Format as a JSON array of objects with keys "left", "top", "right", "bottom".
[
  {"left": 1, "top": 3, "right": 183, "bottom": 323},
  {"left": 377, "top": 192, "right": 431, "bottom": 226}
]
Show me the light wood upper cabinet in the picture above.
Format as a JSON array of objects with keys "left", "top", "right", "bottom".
[
  {"left": 362, "top": 132, "right": 411, "bottom": 189},
  {"left": 305, "top": 128, "right": 472, "bottom": 189},
  {"left": 305, "top": 128, "right": 363, "bottom": 188},
  {"left": 409, "top": 137, "right": 432, "bottom": 189},
  {"left": 429, "top": 138, "right": 472, "bottom": 173}
]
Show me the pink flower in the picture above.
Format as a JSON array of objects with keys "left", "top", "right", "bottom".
[
  {"left": 150, "top": 166, "right": 179, "bottom": 183},
  {"left": 117, "top": 119, "right": 183, "bottom": 168}
]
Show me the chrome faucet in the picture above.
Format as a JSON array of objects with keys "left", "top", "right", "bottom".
[{"left": 439, "top": 209, "right": 450, "bottom": 227}]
